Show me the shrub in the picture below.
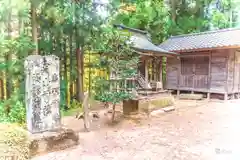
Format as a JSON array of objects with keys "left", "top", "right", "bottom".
[{"left": 0, "top": 101, "right": 26, "bottom": 124}]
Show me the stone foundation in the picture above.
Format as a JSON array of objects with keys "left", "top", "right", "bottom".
[
  {"left": 178, "top": 94, "right": 204, "bottom": 100},
  {"left": 123, "top": 95, "right": 175, "bottom": 115},
  {"left": 139, "top": 96, "right": 175, "bottom": 114},
  {"left": 123, "top": 99, "right": 139, "bottom": 115},
  {"left": 29, "top": 127, "right": 79, "bottom": 157}
]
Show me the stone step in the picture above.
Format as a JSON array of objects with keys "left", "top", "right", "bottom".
[
  {"left": 179, "top": 94, "right": 204, "bottom": 100},
  {"left": 137, "top": 90, "right": 169, "bottom": 96}
]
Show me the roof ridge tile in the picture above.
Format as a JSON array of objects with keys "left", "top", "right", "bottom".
[{"left": 169, "top": 27, "right": 240, "bottom": 39}]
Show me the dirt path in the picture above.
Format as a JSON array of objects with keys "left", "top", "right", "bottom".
[{"left": 32, "top": 100, "right": 240, "bottom": 160}]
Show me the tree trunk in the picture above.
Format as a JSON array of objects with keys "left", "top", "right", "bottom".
[
  {"left": 31, "top": 1, "right": 38, "bottom": 55},
  {"left": 63, "top": 39, "right": 68, "bottom": 105},
  {"left": 74, "top": 2, "right": 84, "bottom": 102},
  {"left": 88, "top": 51, "right": 91, "bottom": 96},
  {"left": 83, "top": 92, "right": 90, "bottom": 131},
  {"left": 111, "top": 104, "right": 116, "bottom": 122},
  {"left": 6, "top": 3, "right": 12, "bottom": 100},
  {"left": 69, "top": 33, "right": 73, "bottom": 101},
  {"left": 0, "top": 76, "right": 4, "bottom": 100},
  {"left": 76, "top": 47, "right": 84, "bottom": 102},
  {"left": 170, "top": 0, "right": 177, "bottom": 22}
]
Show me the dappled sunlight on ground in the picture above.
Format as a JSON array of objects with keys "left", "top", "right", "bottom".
[{"left": 33, "top": 99, "right": 240, "bottom": 160}]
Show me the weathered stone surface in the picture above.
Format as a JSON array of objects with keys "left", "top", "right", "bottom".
[
  {"left": 150, "top": 109, "right": 165, "bottom": 117},
  {"left": 123, "top": 99, "right": 139, "bottom": 115},
  {"left": 139, "top": 96, "right": 175, "bottom": 114},
  {"left": 162, "top": 106, "right": 175, "bottom": 112},
  {"left": 29, "top": 127, "right": 79, "bottom": 157},
  {"left": 25, "top": 55, "right": 61, "bottom": 133},
  {"left": 179, "top": 94, "right": 204, "bottom": 100},
  {"left": 138, "top": 100, "right": 150, "bottom": 113}
]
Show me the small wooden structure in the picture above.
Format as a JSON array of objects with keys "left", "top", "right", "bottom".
[
  {"left": 113, "top": 24, "right": 177, "bottom": 95},
  {"left": 159, "top": 28, "right": 240, "bottom": 100}
]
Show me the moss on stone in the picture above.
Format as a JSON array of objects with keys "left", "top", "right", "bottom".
[
  {"left": 150, "top": 97, "right": 174, "bottom": 108},
  {"left": 138, "top": 96, "right": 175, "bottom": 114}
]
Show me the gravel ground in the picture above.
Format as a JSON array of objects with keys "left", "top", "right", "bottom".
[{"left": 32, "top": 100, "right": 240, "bottom": 160}]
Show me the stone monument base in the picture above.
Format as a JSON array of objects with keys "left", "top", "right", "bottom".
[{"left": 29, "top": 127, "right": 79, "bottom": 157}]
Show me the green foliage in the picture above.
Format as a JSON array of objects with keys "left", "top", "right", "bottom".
[
  {"left": 60, "top": 79, "right": 67, "bottom": 109},
  {"left": 0, "top": 89, "right": 26, "bottom": 124},
  {"left": 0, "top": 0, "right": 240, "bottom": 125},
  {"left": 115, "top": 0, "right": 170, "bottom": 43},
  {"left": 93, "top": 28, "right": 139, "bottom": 106},
  {"left": 69, "top": 99, "right": 82, "bottom": 109},
  {"left": 95, "top": 90, "right": 133, "bottom": 104}
]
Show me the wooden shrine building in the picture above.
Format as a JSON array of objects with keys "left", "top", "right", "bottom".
[
  {"left": 159, "top": 28, "right": 240, "bottom": 100},
  {"left": 113, "top": 24, "right": 177, "bottom": 95}
]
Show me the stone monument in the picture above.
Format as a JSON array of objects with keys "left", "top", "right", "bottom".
[
  {"left": 25, "top": 55, "right": 61, "bottom": 133},
  {"left": 25, "top": 55, "right": 79, "bottom": 156}
]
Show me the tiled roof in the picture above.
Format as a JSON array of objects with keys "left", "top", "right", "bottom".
[
  {"left": 114, "top": 24, "right": 177, "bottom": 56},
  {"left": 130, "top": 33, "right": 177, "bottom": 57},
  {"left": 159, "top": 28, "right": 240, "bottom": 52}
]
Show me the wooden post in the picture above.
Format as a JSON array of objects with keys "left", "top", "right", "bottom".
[
  {"left": 159, "top": 57, "right": 163, "bottom": 86},
  {"left": 177, "top": 57, "right": 180, "bottom": 98},
  {"left": 145, "top": 59, "right": 148, "bottom": 88},
  {"left": 207, "top": 93, "right": 210, "bottom": 100},
  {"left": 225, "top": 54, "right": 229, "bottom": 101},
  {"left": 208, "top": 52, "right": 212, "bottom": 101},
  {"left": 233, "top": 52, "right": 236, "bottom": 95},
  {"left": 177, "top": 90, "right": 180, "bottom": 98},
  {"left": 192, "top": 57, "right": 195, "bottom": 94},
  {"left": 83, "top": 92, "right": 90, "bottom": 131},
  {"left": 224, "top": 93, "right": 228, "bottom": 101}
]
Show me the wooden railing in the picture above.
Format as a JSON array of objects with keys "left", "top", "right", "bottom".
[{"left": 136, "top": 72, "right": 151, "bottom": 89}]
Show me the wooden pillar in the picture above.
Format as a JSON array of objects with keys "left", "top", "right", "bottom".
[
  {"left": 192, "top": 57, "right": 195, "bottom": 94},
  {"left": 224, "top": 93, "right": 228, "bottom": 101},
  {"left": 159, "top": 57, "right": 163, "bottom": 83},
  {"left": 153, "top": 58, "right": 156, "bottom": 81},
  {"left": 207, "top": 52, "right": 212, "bottom": 101},
  {"left": 177, "top": 57, "right": 180, "bottom": 98},
  {"left": 207, "top": 93, "right": 210, "bottom": 100},
  {"left": 149, "top": 58, "right": 153, "bottom": 81},
  {"left": 177, "top": 90, "right": 180, "bottom": 98},
  {"left": 225, "top": 54, "right": 229, "bottom": 101},
  {"left": 145, "top": 59, "right": 148, "bottom": 88}
]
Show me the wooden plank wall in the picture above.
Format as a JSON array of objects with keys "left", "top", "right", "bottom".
[
  {"left": 179, "top": 57, "right": 194, "bottom": 89},
  {"left": 166, "top": 49, "right": 240, "bottom": 94},
  {"left": 230, "top": 49, "right": 240, "bottom": 93},
  {"left": 227, "top": 49, "right": 235, "bottom": 93},
  {"left": 193, "top": 56, "right": 209, "bottom": 89},
  {"left": 210, "top": 50, "right": 228, "bottom": 93},
  {"left": 166, "top": 57, "right": 179, "bottom": 89},
  {"left": 235, "top": 50, "right": 240, "bottom": 93}
]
